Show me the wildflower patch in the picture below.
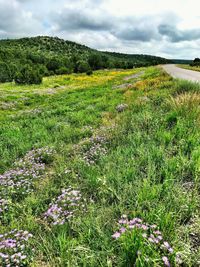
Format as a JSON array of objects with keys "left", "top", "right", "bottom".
[
  {"left": 0, "top": 229, "right": 33, "bottom": 266},
  {"left": 0, "top": 147, "right": 54, "bottom": 200},
  {"left": 82, "top": 135, "right": 108, "bottom": 165},
  {"left": 44, "top": 187, "right": 87, "bottom": 225},
  {"left": 112, "top": 215, "right": 175, "bottom": 266}
]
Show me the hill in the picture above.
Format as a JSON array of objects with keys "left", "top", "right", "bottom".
[
  {"left": 171, "top": 59, "right": 193, "bottom": 64},
  {"left": 0, "top": 36, "right": 171, "bottom": 84},
  {"left": 103, "top": 51, "right": 171, "bottom": 66}
]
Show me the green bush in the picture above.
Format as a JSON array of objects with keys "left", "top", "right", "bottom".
[
  {"left": 191, "top": 58, "right": 200, "bottom": 66},
  {"left": 15, "top": 65, "right": 42, "bottom": 85},
  {"left": 77, "top": 60, "right": 91, "bottom": 73},
  {"left": 55, "top": 67, "right": 72, "bottom": 75},
  {"left": 0, "top": 62, "right": 12, "bottom": 83}
]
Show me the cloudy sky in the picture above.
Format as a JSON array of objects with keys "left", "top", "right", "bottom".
[{"left": 0, "top": 0, "right": 200, "bottom": 59}]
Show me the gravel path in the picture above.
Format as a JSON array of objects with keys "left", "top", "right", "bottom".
[{"left": 162, "top": 64, "right": 200, "bottom": 82}]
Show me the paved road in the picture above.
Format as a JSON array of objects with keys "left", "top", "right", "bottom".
[{"left": 162, "top": 64, "right": 200, "bottom": 82}]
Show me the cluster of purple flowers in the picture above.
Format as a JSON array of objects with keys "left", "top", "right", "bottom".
[
  {"left": 83, "top": 135, "right": 108, "bottom": 165},
  {"left": 44, "top": 187, "right": 86, "bottom": 225},
  {"left": 0, "top": 229, "right": 33, "bottom": 266},
  {"left": 0, "top": 147, "right": 53, "bottom": 197},
  {"left": 112, "top": 215, "right": 174, "bottom": 267}
]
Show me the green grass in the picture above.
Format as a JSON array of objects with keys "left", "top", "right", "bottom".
[
  {"left": 0, "top": 67, "right": 200, "bottom": 266},
  {"left": 178, "top": 64, "right": 200, "bottom": 73}
]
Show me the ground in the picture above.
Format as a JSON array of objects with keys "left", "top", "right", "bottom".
[
  {"left": 162, "top": 64, "right": 200, "bottom": 82},
  {"left": 0, "top": 67, "right": 200, "bottom": 266}
]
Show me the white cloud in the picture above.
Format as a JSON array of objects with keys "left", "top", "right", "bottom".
[{"left": 0, "top": 0, "right": 199, "bottom": 59}]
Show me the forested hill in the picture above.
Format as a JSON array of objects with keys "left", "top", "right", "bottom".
[
  {"left": 103, "top": 51, "right": 171, "bottom": 66},
  {"left": 0, "top": 36, "right": 171, "bottom": 84}
]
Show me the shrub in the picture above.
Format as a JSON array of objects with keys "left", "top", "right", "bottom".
[
  {"left": 55, "top": 67, "right": 72, "bottom": 75},
  {"left": 77, "top": 60, "right": 91, "bottom": 73},
  {"left": 88, "top": 53, "right": 103, "bottom": 70},
  {"left": 47, "top": 57, "right": 63, "bottom": 72},
  {"left": 0, "top": 62, "right": 12, "bottom": 83},
  {"left": 15, "top": 65, "right": 42, "bottom": 85},
  {"left": 191, "top": 58, "right": 200, "bottom": 66}
]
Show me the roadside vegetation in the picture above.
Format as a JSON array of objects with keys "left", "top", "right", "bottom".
[
  {"left": 0, "top": 67, "right": 199, "bottom": 266},
  {"left": 179, "top": 58, "right": 200, "bottom": 72},
  {"left": 179, "top": 64, "right": 200, "bottom": 72}
]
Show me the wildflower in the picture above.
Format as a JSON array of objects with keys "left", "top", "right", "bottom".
[
  {"left": 157, "top": 235, "right": 163, "bottom": 241},
  {"left": 163, "top": 242, "right": 170, "bottom": 249},
  {"left": 162, "top": 241, "right": 173, "bottom": 253},
  {"left": 44, "top": 188, "right": 86, "bottom": 225},
  {"left": 119, "top": 227, "right": 126, "bottom": 233},
  {"left": 82, "top": 135, "right": 108, "bottom": 165},
  {"left": 142, "top": 233, "right": 147, "bottom": 238},
  {"left": 141, "top": 224, "right": 148, "bottom": 230},
  {"left": 0, "top": 147, "right": 53, "bottom": 199},
  {"left": 162, "top": 256, "right": 170, "bottom": 266},
  {"left": 112, "top": 232, "right": 121, "bottom": 239},
  {"left": 112, "top": 215, "right": 175, "bottom": 265},
  {"left": 0, "top": 230, "right": 33, "bottom": 266},
  {"left": 154, "top": 230, "right": 162, "bottom": 235},
  {"left": 150, "top": 224, "right": 157, "bottom": 229},
  {"left": 118, "top": 219, "right": 128, "bottom": 225}
]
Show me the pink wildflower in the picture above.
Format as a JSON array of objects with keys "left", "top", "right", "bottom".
[{"left": 112, "top": 232, "right": 121, "bottom": 239}]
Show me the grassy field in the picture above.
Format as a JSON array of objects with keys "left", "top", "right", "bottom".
[
  {"left": 0, "top": 67, "right": 200, "bottom": 266},
  {"left": 178, "top": 64, "right": 200, "bottom": 72}
]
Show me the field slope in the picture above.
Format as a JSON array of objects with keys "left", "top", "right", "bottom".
[{"left": 0, "top": 67, "right": 200, "bottom": 266}]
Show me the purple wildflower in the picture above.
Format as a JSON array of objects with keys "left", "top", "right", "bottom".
[
  {"left": 44, "top": 188, "right": 86, "bottom": 225},
  {"left": 112, "top": 232, "right": 121, "bottom": 239},
  {"left": 112, "top": 215, "right": 175, "bottom": 265},
  {"left": 119, "top": 227, "right": 126, "bottom": 233},
  {"left": 162, "top": 256, "right": 170, "bottom": 266},
  {"left": 0, "top": 230, "right": 33, "bottom": 266},
  {"left": 0, "top": 147, "right": 53, "bottom": 199}
]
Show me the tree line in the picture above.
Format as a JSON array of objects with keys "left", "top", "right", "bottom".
[{"left": 0, "top": 36, "right": 171, "bottom": 85}]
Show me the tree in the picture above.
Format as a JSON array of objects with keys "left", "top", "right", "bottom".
[
  {"left": 88, "top": 53, "right": 103, "bottom": 70},
  {"left": 190, "top": 58, "right": 200, "bottom": 67},
  {"left": 55, "top": 67, "right": 72, "bottom": 75},
  {"left": 192, "top": 58, "right": 200, "bottom": 66},
  {"left": 0, "top": 62, "right": 12, "bottom": 83},
  {"left": 47, "top": 57, "right": 63, "bottom": 72},
  {"left": 77, "top": 60, "right": 91, "bottom": 73},
  {"left": 194, "top": 58, "right": 200, "bottom": 63},
  {"left": 15, "top": 65, "right": 42, "bottom": 84}
]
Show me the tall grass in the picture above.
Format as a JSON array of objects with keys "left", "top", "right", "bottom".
[{"left": 0, "top": 67, "right": 199, "bottom": 266}]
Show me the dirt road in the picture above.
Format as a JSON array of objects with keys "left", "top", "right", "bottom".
[{"left": 162, "top": 64, "right": 200, "bottom": 82}]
